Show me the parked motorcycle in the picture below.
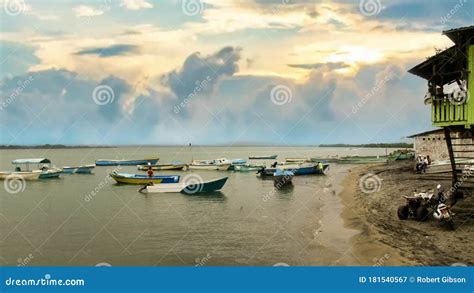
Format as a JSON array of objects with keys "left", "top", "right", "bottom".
[{"left": 397, "top": 184, "right": 455, "bottom": 230}]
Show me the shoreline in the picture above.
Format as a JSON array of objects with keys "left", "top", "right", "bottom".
[{"left": 339, "top": 162, "right": 473, "bottom": 266}]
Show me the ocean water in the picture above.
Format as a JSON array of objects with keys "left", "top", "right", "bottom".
[{"left": 0, "top": 146, "right": 393, "bottom": 266}]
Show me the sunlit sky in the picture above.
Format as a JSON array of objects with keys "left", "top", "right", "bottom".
[{"left": 0, "top": 0, "right": 473, "bottom": 145}]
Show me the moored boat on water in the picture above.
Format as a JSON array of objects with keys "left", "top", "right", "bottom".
[
  {"left": 62, "top": 165, "right": 95, "bottom": 174},
  {"left": 273, "top": 169, "right": 293, "bottom": 187},
  {"left": 12, "top": 158, "right": 62, "bottom": 179},
  {"left": 110, "top": 172, "right": 180, "bottom": 184},
  {"left": 137, "top": 162, "right": 187, "bottom": 171},
  {"left": 249, "top": 155, "right": 277, "bottom": 160},
  {"left": 96, "top": 158, "right": 159, "bottom": 166},
  {"left": 140, "top": 177, "right": 228, "bottom": 194},
  {"left": 227, "top": 159, "right": 247, "bottom": 171},
  {"left": 257, "top": 162, "right": 329, "bottom": 176},
  {"left": 234, "top": 164, "right": 265, "bottom": 172},
  {"left": 189, "top": 158, "right": 231, "bottom": 170}
]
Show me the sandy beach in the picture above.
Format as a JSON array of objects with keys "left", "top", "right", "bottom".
[{"left": 340, "top": 161, "right": 474, "bottom": 266}]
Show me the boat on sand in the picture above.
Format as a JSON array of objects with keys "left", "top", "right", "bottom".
[
  {"left": 189, "top": 158, "right": 231, "bottom": 170},
  {"left": 249, "top": 155, "right": 277, "bottom": 160}
]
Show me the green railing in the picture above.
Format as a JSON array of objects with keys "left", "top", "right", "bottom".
[{"left": 431, "top": 99, "right": 468, "bottom": 126}]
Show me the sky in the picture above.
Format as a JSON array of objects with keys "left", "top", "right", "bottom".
[{"left": 0, "top": 0, "right": 473, "bottom": 145}]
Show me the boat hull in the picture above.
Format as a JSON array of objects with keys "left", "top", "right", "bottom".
[
  {"left": 188, "top": 164, "right": 230, "bottom": 171},
  {"left": 110, "top": 172, "right": 179, "bottom": 185},
  {"left": 63, "top": 165, "right": 95, "bottom": 174},
  {"left": 137, "top": 164, "right": 186, "bottom": 171},
  {"left": 143, "top": 177, "right": 228, "bottom": 194},
  {"left": 249, "top": 155, "right": 277, "bottom": 160},
  {"left": 39, "top": 169, "right": 62, "bottom": 179},
  {"left": 96, "top": 158, "right": 159, "bottom": 166},
  {"left": 258, "top": 164, "right": 329, "bottom": 176}
]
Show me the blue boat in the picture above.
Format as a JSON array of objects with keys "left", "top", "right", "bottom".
[
  {"left": 63, "top": 165, "right": 95, "bottom": 174},
  {"left": 110, "top": 172, "right": 179, "bottom": 184},
  {"left": 96, "top": 158, "right": 159, "bottom": 166},
  {"left": 142, "top": 177, "right": 228, "bottom": 194},
  {"left": 257, "top": 163, "right": 329, "bottom": 177}
]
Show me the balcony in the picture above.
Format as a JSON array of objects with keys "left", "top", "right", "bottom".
[{"left": 431, "top": 98, "right": 468, "bottom": 127}]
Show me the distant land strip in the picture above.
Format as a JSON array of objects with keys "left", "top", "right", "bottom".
[{"left": 0, "top": 143, "right": 413, "bottom": 149}]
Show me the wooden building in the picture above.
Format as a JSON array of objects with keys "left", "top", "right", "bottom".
[{"left": 409, "top": 26, "right": 474, "bottom": 188}]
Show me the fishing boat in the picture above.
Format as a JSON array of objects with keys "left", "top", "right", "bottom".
[
  {"left": 227, "top": 159, "right": 247, "bottom": 171},
  {"left": 388, "top": 150, "right": 415, "bottom": 161},
  {"left": 285, "top": 158, "right": 311, "bottom": 163},
  {"left": 62, "top": 165, "right": 95, "bottom": 174},
  {"left": 335, "top": 155, "right": 388, "bottom": 164},
  {"left": 234, "top": 164, "right": 265, "bottom": 172},
  {"left": 110, "top": 172, "right": 180, "bottom": 185},
  {"left": 189, "top": 158, "right": 231, "bottom": 171},
  {"left": 273, "top": 169, "right": 293, "bottom": 187},
  {"left": 12, "top": 158, "right": 62, "bottom": 179},
  {"left": 249, "top": 155, "right": 277, "bottom": 160},
  {"left": 257, "top": 162, "right": 329, "bottom": 176},
  {"left": 0, "top": 171, "right": 41, "bottom": 180},
  {"left": 137, "top": 162, "right": 187, "bottom": 171},
  {"left": 96, "top": 158, "right": 159, "bottom": 166},
  {"left": 140, "top": 177, "right": 228, "bottom": 195}
]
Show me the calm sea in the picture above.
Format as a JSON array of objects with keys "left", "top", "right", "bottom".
[{"left": 0, "top": 146, "right": 393, "bottom": 266}]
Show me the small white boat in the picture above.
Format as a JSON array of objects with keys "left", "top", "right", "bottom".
[
  {"left": 140, "top": 177, "right": 228, "bottom": 194},
  {"left": 189, "top": 158, "right": 231, "bottom": 171},
  {"left": 0, "top": 171, "right": 41, "bottom": 180}
]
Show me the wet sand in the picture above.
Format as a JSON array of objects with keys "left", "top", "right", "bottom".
[{"left": 340, "top": 161, "right": 474, "bottom": 266}]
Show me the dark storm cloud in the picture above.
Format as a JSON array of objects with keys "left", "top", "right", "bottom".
[
  {"left": 162, "top": 46, "right": 242, "bottom": 100},
  {"left": 75, "top": 44, "right": 138, "bottom": 57}
]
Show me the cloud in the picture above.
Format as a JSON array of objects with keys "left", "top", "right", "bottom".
[
  {"left": 162, "top": 46, "right": 241, "bottom": 100},
  {"left": 120, "top": 0, "right": 153, "bottom": 10},
  {"left": 74, "top": 5, "right": 105, "bottom": 17},
  {"left": 75, "top": 44, "right": 138, "bottom": 57}
]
